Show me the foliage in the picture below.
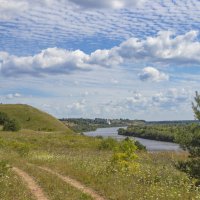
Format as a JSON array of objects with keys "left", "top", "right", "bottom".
[
  {"left": 118, "top": 123, "right": 194, "bottom": 142},
  {"left": 134, "top": 140, "right": 147, "bottom": 151},
  {"left": 3, "top": 119, "right": 21, "bottom": 132},
  {"left": 0, "top": 112, "right": 9, "bottom": 125},
  {"left": 123, "top": 136, "right": 146, "bottom": 151},
  {"left": 176, "top": 91, "right": 200, "bottom": 186},
  {"left": 110, "top": 138, "right": 139, "bottom": 173},
  {"left": 98, "top": 137, "right": 119, "bottom": 150},
  {"left": 61, "top": 118, "right": 145, "bottom": 133},
  {"left": 192, "top": 91, "right": 200, "bottom": 120},
  {"left": 0, "top": 111, "right": 21, "bottom": 132}
]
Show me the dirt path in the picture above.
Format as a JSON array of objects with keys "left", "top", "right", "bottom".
[
  {"left": 38, "top": 166, "right": 106, "bottom": 200},
  {"left": 12, "top": 167, "right": 49, "bottom": 200}
]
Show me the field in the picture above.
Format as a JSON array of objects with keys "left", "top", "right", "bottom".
[
  {"left": 0, "top": 105, "right": 200, "bottom": 200},
  {"left": 0, "top": 129, "right": 200, "bottom": 200}
]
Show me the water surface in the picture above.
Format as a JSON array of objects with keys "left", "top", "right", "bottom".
[{"left": 84, "top": 127, "right": 181, "bottom": 151}]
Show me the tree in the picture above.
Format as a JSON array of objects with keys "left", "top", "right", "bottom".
[
  {"left": 192, "top": 91, "right": 200, "bottom": 120},
  {"left": 110, "top": 138, "right": 139, "bottom": 173},
  {"left": 3, "top": 119, "right": 21, "bottom": 132},
  {"left": 177, "top": 91, "right": 200, "bottom": 186}
]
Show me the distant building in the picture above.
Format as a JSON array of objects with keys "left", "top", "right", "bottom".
[{"left": 107, "top": 119, "right": 111, "bottom": 125}]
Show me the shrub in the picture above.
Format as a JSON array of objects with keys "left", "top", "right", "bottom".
[
  {"left": 0, "top": 112, "right": 9, "bottom": 125},
  {"left": 99, "top": 137, "right": 119, "bottom": 150},
  {"left": 118, "top": 128, "right": 126, "bottom": 135},
  {"left": 110, "top": 139, "right": 139, "bottom": 173},
  {"left": 134, "top": 140, "right": 147, "bottom": 151},
  {"left": 3, "top": 119, "right": 21, "bottom": 132},
  {"left": 124, "top": 137, "right": 146, "bottom": 151}
]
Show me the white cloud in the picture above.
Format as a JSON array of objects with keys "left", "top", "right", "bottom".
[
  {"left": 0, "top": 0, "right": 145, "bottom": 20},
  {"left": 0, "top": 0, "right": 28, "bottom": 20},
  {"left": 89, "top": 49, "right": 123, "bottom": 68},
  {"left": 14, "top": 93, "right": 21, "bottom": 97},
  {"left": 116, "top": 88, "right": 191, "bottom": 114},
  {"left": 116, "top": 30, "right": 200, "bottom": 65},
  {"left": 139, "top": 67, "right": 169, "bottom": 82},
  {"left": 0, "top": 0, "right": 54, "bottom": 19},
  {"left": 1, "top": 31, "right": 200, "bottom": 77},
  {"left": 151, "top": 88, "right": 189, "bottom": 109},
  {"left": 66, "top": 99, "right": 86, "bottom": 115},
  {"left": 68, "top": 0, "right": 145, "bottom": 9},
  {"left": 110, "top": 78, "right": 119, "bottom": 84},
  {"left": 1, "top": 0, "right": 200, "bottom": 51},
  {"left": 0, "top": 48, "right": 91, "bottom": 77},
  {"left": 6, "top": 93, "right": 21, "bottom": 99},
  {"left": 117, "top": 92, "right": 148, "bottom": 112}
]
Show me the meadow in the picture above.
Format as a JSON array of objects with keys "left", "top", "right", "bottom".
[
  {"left": 0, "top": 104, "right": 200, "bottom": 200},
  {"left": 0, "top": 129, "right": 200, "bottom": 200}
]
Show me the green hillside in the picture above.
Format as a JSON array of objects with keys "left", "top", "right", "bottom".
[{"left": 0, "top": 104, "right": 72, "bottom": 132}]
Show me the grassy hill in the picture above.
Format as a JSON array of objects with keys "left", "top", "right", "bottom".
[{"left": 0, "top": 104, "right": 72, "bottom": 132}]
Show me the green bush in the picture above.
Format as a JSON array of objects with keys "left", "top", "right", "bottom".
[
  {"left": 134, "top": 140, "right": 147, "bottom": 151},
  {"left": 124, "top": 137, "right": 146, "bottom": 151},
  {"left": 110, "top": 139, "right": 139, "bottom": 173},
  {"left": 98, "top": 137, "right": 119, "bottom": 150},
  {"left": 0, "top": 112, "right": 9, "bottom": 125},
  {"left": 3, "top": 119, "right": 21, "bottom": 132}
]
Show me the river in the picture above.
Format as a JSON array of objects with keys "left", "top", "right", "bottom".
[{"left": 84, "top": 127, "right": 181, "bottom": 151}]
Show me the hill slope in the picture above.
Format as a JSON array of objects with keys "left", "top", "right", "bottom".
[{"left": 0, "top": 104, "right": 72, "bottom": 132}]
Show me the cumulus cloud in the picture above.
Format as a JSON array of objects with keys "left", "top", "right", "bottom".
[
  {"left": 1, "top": 31, "right": 200, "bottom": 77},
  {"left": 139, "top": 67, "right": 169, "bottom": 82},
  {"left": 6, "top": 93, "right": 21, "bottom": 99},
  {"left": 0, "top": 47, "right": 122, "bottom": 77},
  {"left": 89, "top": 49, "right": 123, "bottom": 68},
  {"left": 68, "top": 0, "right": 145, "bottom": 9},
  {"left": 116, "top": 30, "right": 200, "bottom": 64},
  {"left": 0, "top": 48, "right": 91, "bottom": 77}
]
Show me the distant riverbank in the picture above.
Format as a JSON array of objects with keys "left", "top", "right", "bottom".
[{"left": 84, "top": 127, "right": 181, "bottom": 151}]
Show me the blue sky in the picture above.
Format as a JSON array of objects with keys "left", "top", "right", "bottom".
[{"left": 0, "top": 0, "right": 200, "bottom": 120}]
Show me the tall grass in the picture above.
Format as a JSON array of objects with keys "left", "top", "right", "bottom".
[{"left": 0, "top": 130, "right": 200, "bottom": 200}]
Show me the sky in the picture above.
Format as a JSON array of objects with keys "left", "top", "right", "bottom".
[{"left": 0, "top": 0, "right": 200, "bottom": 120}]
